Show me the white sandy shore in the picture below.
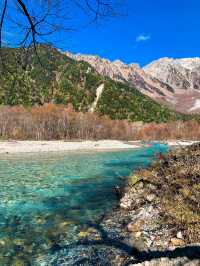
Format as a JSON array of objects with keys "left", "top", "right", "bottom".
[
  {"left": 166, "top": 140, "right": 199, "bottom": 146},
  {"left": 0, "top": 140, "right": 198, "bottom": 154},
  {"left": 0, "top": 140, "right": 141, "bottom": 154}
]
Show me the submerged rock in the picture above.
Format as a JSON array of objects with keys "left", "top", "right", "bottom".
[{"left": 42, "top": 245, "right": 128, "bottom": 266}]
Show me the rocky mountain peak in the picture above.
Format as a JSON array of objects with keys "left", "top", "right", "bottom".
[
  {"left": 65, "top": 51, "right": 200, "bottom": 114},
  {"left": 144, "top": 57, "right": 200, "bottom": 72},
  {"left": 142, "top": 57, "right": 200, "bottom": 113},
  {"left": 144, "top": 57, "right": 200, "bottom": 90},
  {"left": 65, "top": 51, "right": 175, "bottom": 100}
]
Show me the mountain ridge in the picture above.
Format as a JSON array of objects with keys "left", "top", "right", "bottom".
[
  {"left": 0, "top": 45, "right": 185, "bottom": 123},
  {"left": 65, "top": 51, "right": 175, "bottom": 99},
  {"left": 66, "top": 51, "right": 200, "bottom": 114}
]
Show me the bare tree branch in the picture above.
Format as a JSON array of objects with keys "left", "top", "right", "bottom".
[
  {"left": 0, "top": 0, "right": 8, "bottom": 48},
  {"left": 0, "top": 0, "right": 121, "bottom": 49},
  {"left": 16, "top": 0, "right": 37, "bottom": 46}
]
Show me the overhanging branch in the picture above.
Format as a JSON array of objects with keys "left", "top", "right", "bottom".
[{"left": 0, "top": 0, "right": 8, "bottom": 48}]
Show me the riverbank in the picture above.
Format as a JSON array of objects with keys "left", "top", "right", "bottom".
[
  {"left": 0, "top": 140, "right": 198, "bottom": 154},
  {"left": 42, "top": 142, "right": 200, "bottom": 265},
  {"left": 0, "top": 140, "right": 141, "bottom": 154},
  {"left": 100, "top": 142, "right": 200, "bottom": 265}
]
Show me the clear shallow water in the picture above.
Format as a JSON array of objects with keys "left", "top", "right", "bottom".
[{"left": 0, "top": 143, "right": 168, "bottom": 265}]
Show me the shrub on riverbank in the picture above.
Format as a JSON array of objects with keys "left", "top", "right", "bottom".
[{"left": 130, "top": 143, "right": 200, "bottom": 244}]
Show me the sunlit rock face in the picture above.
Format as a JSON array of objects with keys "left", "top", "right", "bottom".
[
  {"left": 144, "top": 57, "right": 200, "bottom": 91},
  {"left": 66, "top": 51, "right": 200, "bottom": 114},
  {"left": 65, "top": 52, "right": 175, "bottom": 102},
  {"left": 144, "top": 57, "right": 200, "bottom": 113}
]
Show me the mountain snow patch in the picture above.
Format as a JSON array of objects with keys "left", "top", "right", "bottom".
[{"left": 189, "top": 99, "right": 200, "bottom": 112}]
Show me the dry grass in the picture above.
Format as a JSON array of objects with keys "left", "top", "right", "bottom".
[{"left": 134, "top": 143, "right": 200, "bottom": 243}]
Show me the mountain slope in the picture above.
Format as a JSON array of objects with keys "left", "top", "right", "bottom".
[
  {"left": 67, "top": 52, "right": 200, "bottom": 114},
  {"left": 66, "top": 52, "right": 175, "bottom": 102},
  {"left": 144, "top": 57, "right": 200, "bottom": 91},
  {"left": 0, "top": 45, "right": 187, "bottom": 122},
  {"left": 144, "top": 57, "right": 200, "bottom": 113},
  {"left": 0, "top": 46, "right": 102, "bottom": 110}
]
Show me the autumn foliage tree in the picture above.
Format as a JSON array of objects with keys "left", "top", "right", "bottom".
[{"left": 0, "top": 104, "right": 199, "bottom": 140}]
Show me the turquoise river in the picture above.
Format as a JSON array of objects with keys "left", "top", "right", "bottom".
[{"left": 0, "top": 143, "right": 168, "bottom": 265}]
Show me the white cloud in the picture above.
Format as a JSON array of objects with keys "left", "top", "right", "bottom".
[{"left": 136, "top": 34, "right": 151, "bottom": 42}]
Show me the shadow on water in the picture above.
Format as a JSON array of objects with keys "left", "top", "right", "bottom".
[
  {"left": 104, "top": 159, "right": 149, "bottom": 168},
  {"left": 50, "top": 222, "right": 200, "bottom": 265},
  {"left": 40, "top": 150, "right": 158, "bottom": 221},
  {"left": 0, "top": 143, "right": 172, "bottom": 264}
]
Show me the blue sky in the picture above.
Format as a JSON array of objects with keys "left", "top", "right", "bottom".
[
  {"left": 63, "top": 0, "right": 200, "bottom": 66},
  {"left": 3, "top": 0, "right": 200, "bottom": 66}
]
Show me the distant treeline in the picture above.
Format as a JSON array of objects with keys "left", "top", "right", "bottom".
[{"left": 0, "top": 104, "right": 200, "bottom": 140}]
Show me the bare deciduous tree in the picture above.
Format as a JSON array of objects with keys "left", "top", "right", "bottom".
[{"left": 0, "top": 0, "right": 123, "bottom": 49}]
